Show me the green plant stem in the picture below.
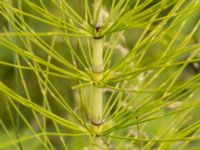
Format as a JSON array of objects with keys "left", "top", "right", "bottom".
[
  {"left": 91, "top": 38, "right": 104, "bottom": 124},
  {"left": 91, "top": 0, "right": 106, "bottom": 149}
]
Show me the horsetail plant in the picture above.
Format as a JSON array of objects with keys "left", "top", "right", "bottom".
[{"left": 0, "top": 0, "right": 200, "bottom": 149}]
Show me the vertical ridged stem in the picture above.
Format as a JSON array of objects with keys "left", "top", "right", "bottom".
[
  {"left": 91, "top": 38, "right": 103, "bottom": 124},
  {"left": 91, "top": 0, "right": 106, "bottom": 149}
]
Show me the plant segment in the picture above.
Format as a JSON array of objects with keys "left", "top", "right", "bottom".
[{"left": 90, "top": 0, "right": 106, "bottom": 149}]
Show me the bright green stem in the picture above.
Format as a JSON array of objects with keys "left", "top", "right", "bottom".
[
  {"left": 91, "top": 85, "right": 103, "bottom": 124},
  {"left": 92, "top": 39, "right": 103, "bottom": 73},
  {"left": 91, "top": 38, "right": 105, "bottom": 149},
  {"left": 93, "top": 0, "right": 103, "bottom": 26},
  {"left": 91, "top": 0, "right": 104, "bottom": 126},
  {"left": 91, "top": 0, "right": 106, "bottom": 149}
]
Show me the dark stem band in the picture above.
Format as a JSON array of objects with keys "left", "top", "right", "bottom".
[
  {"left": 93, "top": 36, "right": 103, "bottom": 39},
  {"left": 91, "top": 120, "right": 103, "bottom": 126}
]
